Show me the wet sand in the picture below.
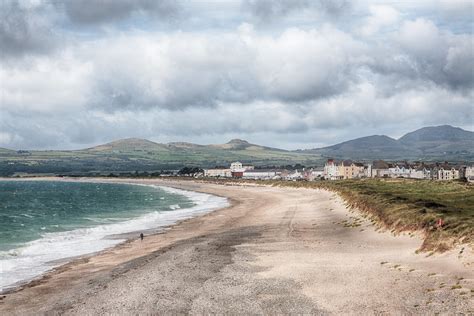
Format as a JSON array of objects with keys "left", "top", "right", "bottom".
[{"left": 0, "top": 179, "right": 472, "bottom": 315}]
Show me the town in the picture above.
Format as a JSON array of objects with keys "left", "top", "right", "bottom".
[{"left": 200, "top": 160, "right": 474, "bottom": 182}]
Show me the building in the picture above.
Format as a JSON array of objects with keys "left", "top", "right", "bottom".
[
  {"left": 371, "top": 160, "right": 391, "bottom": 178},
  {"left": 205, "top": 162, "right": 255, "bottom": 178},
  {"left": 230, "top": 162, "right": 243, "bottom": 171},
  {"left": 231, "top": 170, "right": 245, "bottom": 178},
  {"left": 388, "top": 164, "right": 411, "bottom": 178},
  {"left": 437, "top": 167, "right": 460, "bottom": 181},
  {"left": 204, "top": 169, "right": 232, "bottom": 178},
  {"left": 242, "top": 170, "right": 279, "bottom": 180},
  {"left": 324, "top": 159, "right": 341, "bottom": 180},
  {"left": 324, "top": 159, "right": 365, "bottom": 180},
  {"left": 409, "top": 168, "right": 431, "bottom": 179},
  {"left": 338, "top": 161, "right": 365, "bottom": 179}
]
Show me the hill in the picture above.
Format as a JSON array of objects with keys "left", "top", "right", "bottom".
[
  {"left": 210, "top": 139, "right": 285, "bottom": 151},
  {"left": 304, "top": 125, "right": 473, "bottom": 161},
  {"left": 0, "top": 125, "right": 472, "bottom": 176},
  {"left": 318, "top": 135, "right": 415, "bottom": 159},
  {"left": 398, "top": 125, "right": 474, "bottom": 156},
  {"left": 86, "top": 138, "right": 168, "bottom": 153},
  {"left": 0, "top": 138, "right": 321, "bottom": 176}
]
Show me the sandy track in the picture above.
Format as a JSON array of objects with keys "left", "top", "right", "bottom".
[{"left": 0, "top": 179, "right": 472, "bottom": 315}]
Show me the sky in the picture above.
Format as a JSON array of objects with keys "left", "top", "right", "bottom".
[{"left": 0, "top": 0, "right": 473, "bottom": 150}]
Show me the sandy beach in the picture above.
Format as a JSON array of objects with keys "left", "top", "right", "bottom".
[{"left": 0, "top": 179, "right": 472, "bottom": 315}]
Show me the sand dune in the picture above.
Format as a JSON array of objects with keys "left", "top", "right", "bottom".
[{"left": 1, "top": 179, "right": 472, "bottom": 314}]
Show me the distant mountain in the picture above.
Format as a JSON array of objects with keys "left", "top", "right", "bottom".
[
  {"left": 305, "top": 125, "right": 473, "bottom": 161},
  {"left": 399, "top": 125, "right": 472, "bottom": 144},
  {"left": 322, "top": 135, "right": 406, "bottom": 151},
  {"left": 0, "top": 138, "right": 320, "bottom": 176},
  {"left": 210, "top": 139, "right": 285, "bottom": 151},
  {"left": 86, "top": 138, "right": 168, "bottom": 152},
  {"left": 398, "top": 125, "right": 474, "bottom": 156},
  {"left": 306, "top": 135, "right": 416, "bottom": 160}
]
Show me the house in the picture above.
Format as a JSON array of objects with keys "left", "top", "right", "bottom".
[
  {"left": 324, "top": 159, "right": 341, "bottom": 180},
  {"left": 371, "top": 160, "right": 391, "bottom": 178},
  {"left": 323, "top": 159, "right": 365, "bottom": 180},
  {"left": 336, "top": 160, "right": 361, "bottom": 179},
  {"left": 409, "top": 168, "right": 431, "bottom": 179},
  {"left": 437, "top": 167, "right": 460, "bottom": 181},
  {"left": 388, "top": 164, "right": 411, "bottom": 178}
]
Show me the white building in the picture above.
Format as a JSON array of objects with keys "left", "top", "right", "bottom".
[
  {"left": 230, "top": 162, "right": 243, "bottom": 171},
  {"left": 204, "top": 169, "right": 232, "bottom": 178},
  {"left": 409, "top": 168, "right": 431, "bottom": 179},
  {"left": 323, "top": 160, "right": 340, "bottom": 180},
  {"left": 387, "top": 165, "right": 412, "bottom": 178},
  {"left": 242, "top": 170, "right": 278, "bottom": 180},
  {"left": 437, "top": 168, "right": 460, "bottom": 181}
]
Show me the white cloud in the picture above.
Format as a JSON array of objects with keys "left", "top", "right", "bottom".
[
  {"left": 359, "top": 5, "right": 399, "bottom": 36},
  {"left": 0, "top": 54, "right": 92, "bottom": 113}
]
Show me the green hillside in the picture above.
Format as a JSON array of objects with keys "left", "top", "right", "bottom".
[{"left": 0, "top": 138, "right": 322, "bottom": 176}]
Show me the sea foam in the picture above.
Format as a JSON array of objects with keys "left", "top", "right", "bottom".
[{"left": 0, "top": 184, "right": 228, "bottom": 292}]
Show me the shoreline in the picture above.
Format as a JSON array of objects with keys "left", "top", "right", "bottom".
[
  {"left": 0, "top": 178, "right": 230, "bottom": 294},
  {"left": 0, "top": 178, "right": 472, "bottom": 314}
]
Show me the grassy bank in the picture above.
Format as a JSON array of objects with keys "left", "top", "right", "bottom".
[
  {"left": 194, "top": 178, "right": 473, "bottom": 251},
  {"left": 279, "top": 179, "right": 473, "bottom": 251}
]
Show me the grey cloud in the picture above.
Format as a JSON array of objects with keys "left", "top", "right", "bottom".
[
  {"left": 60, "top": 0, "right": 181, "bottom": 25},
  {"left": 82, "top": 27, "right": 360, "bottom": 112},
  {"left": 0, "top": 1, "right": 56, "bottom": 58},
  {"left": 365, "top": 20, "right": 473, "bottom": 92},
  {"left": 243, "top": 0, "right": 350, "bottom": 20}
]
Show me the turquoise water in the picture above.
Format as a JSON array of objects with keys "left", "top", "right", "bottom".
[
  {"left": 0, "top": 181, "right": 193, "bottom": 252},
  {"left": 0, "top": 180, "right": 228, "bottom": 291}
]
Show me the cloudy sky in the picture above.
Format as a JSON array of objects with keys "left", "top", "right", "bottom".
[{"left": 0, "top": 0, "right": 473, "bottom": 150}]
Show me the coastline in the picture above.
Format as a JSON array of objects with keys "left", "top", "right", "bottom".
[
  {"left": 0, "top": 178, "right": 230, "bottom": 294},
  {"left": 0, "top": 178, "right": 472, "bottom": 314}
]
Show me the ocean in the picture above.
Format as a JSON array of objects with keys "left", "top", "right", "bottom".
[{"left": 0, "top": 180, "right": 228, "bottom": 291}]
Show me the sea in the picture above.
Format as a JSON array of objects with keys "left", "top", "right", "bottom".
[{"left": 0, "top": 180, "right": 228, "bottom": 292}]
